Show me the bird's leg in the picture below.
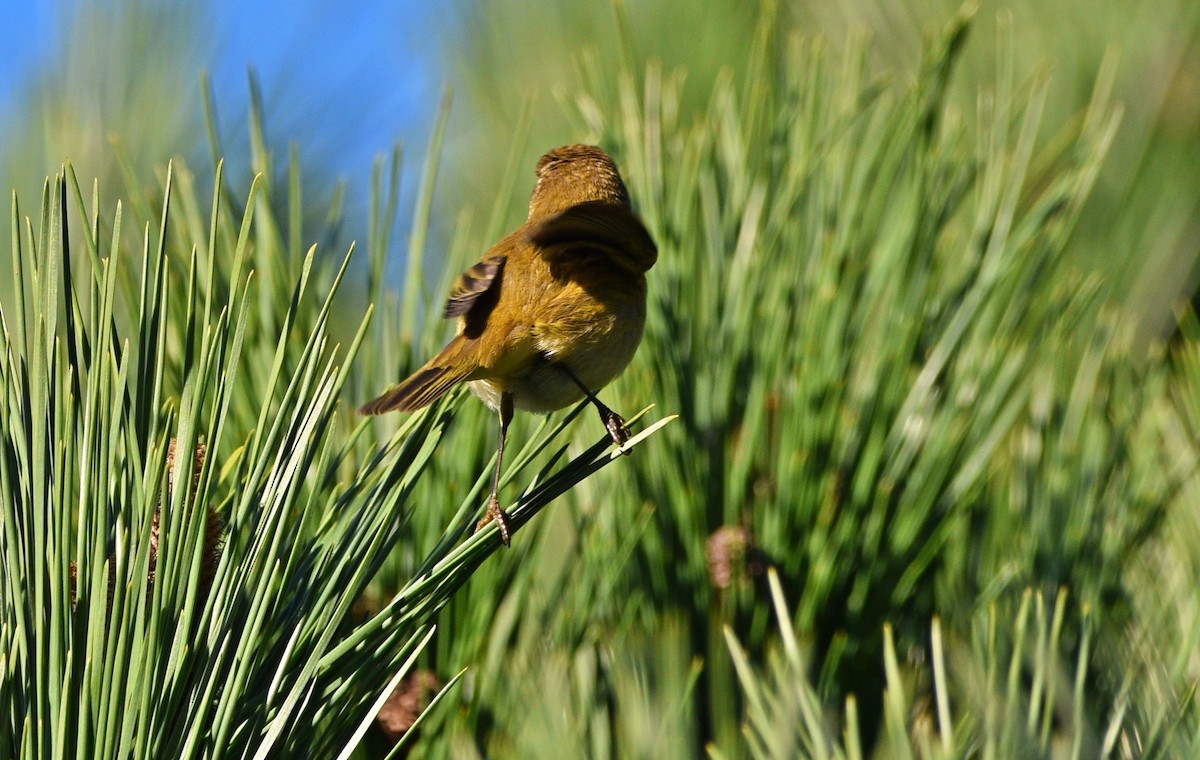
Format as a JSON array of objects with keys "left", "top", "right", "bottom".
[
  {"left": 476, "top": 392, "right": 514, "bottom": 546},
  {"left": 554, "top": 363, "right": 630, "bottom": 452}
]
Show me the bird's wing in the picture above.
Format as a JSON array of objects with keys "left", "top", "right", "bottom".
[
  {"left": 443, "top": 251, "right": 507, "bottom": 319},
  {"left": 526, "top": 200, "right": 657, "bottom": 274}
]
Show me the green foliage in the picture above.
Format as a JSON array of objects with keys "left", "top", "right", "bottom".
[
  {"left": 403, "top": 6, "right": 1200, "bottom": 758},
  {"left": 721, "top": 573, "right": 1165, "bottom": 759},
  {"left": 0, "top": 90, "right": 670, "bottom": 757},
  {"left": 4, "top": 2, "right": 1200, "bottom": 758}
]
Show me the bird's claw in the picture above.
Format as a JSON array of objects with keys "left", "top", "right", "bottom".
[
  {"left": 604, "top": 410, "right": 631, "bottom": 454},
  {"left": 476, "top": 496, "right": 512, "bottom": 547}
]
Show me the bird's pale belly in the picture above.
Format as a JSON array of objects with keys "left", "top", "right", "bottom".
[{"left": 467, "top": 303, "right": 645, "bottom": 414}]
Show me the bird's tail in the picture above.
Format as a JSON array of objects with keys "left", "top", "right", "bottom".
[{"left": 359, "top": 336, "right": 479, "bottom": 415}]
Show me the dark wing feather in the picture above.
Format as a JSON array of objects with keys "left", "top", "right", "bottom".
[
  {"left": 444, "top": 253, "right": 506, "bottom": 319},
  {"left": 526, "top": 201, "right": 657, "bottom": 274}
]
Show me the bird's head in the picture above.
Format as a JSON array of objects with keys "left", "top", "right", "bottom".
[{"left": 528, "top": 144, "right": 630, "bottom": 219}]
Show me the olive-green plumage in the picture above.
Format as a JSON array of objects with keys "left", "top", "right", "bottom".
[{"left": 361, "top": 144, "right": 657, "bottom": 545}]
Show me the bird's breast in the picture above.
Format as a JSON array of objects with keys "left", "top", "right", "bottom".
[{"left": 468, "top": 272, "right": 646, "bottom": 414}]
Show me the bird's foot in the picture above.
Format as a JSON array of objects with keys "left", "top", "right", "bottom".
[
  {"left": 475, "top": 495, "right": 512, "bottom": 547},
  {"left": 602, "top": 408, "right": 631, "bottom": 454}
]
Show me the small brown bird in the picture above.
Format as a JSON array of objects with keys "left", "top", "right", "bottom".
[{"left": 361, "top": 144, "right": 657, "bottom": 545}]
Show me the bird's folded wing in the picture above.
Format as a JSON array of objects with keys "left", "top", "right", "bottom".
[{"left": 526, "top": 200, "right": 657, "bottom": 274}]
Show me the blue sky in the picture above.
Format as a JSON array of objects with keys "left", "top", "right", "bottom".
[
  {"left": 203, "top": 0, "right": 442, "bottom": 181},
  {"left": 0, "top": 0, "right": 443, "bottom": 190},
  {"left": 0, "top": 2, "right": 61, "bottom": 108}
]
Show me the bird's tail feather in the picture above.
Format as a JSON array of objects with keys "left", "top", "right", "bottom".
[{"left": 359, "top": 337, "right": 478, "bottom": 415}]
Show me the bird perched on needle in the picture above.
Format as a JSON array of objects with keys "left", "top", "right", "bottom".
[{"left": 360, "top": 144, "right": 657, "bottom": 546}]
